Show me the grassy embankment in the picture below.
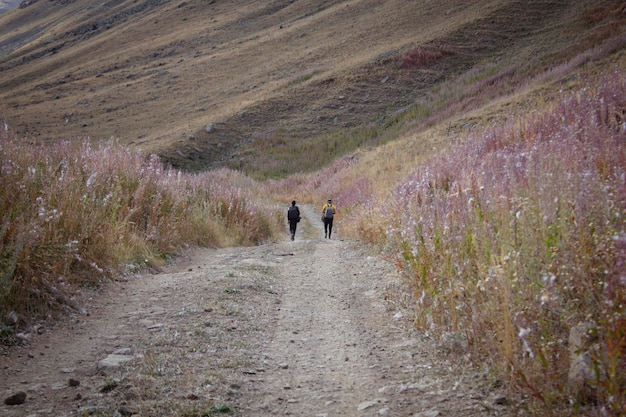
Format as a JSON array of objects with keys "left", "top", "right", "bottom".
[
  {"left": 384, "top": 69, "right": 625, "bottom": 415},
  {"left": 0, "top": 134, "right": 284, "bottom": 335}
]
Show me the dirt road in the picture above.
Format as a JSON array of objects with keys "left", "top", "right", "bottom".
[{"left": 0, "top": 205, "right": 513, "bottom": 416}]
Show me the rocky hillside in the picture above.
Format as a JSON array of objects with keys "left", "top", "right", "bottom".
[{"left": 0, "top": 0, "right": 623, "bottom": 173}]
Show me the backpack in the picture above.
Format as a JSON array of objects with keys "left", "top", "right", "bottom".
[
  {"left": 325, "top": 205, "right": 334, "bottom": 219},
  {"left": 288, "top": 206, "right": 300, "bottom": 221}
]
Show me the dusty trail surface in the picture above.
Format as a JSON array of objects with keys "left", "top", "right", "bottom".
[{"left": 1, "top": 205, "right": 512, "bottom": 416}]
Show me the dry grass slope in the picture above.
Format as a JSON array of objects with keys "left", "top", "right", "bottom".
[{"left": 1, "top": 0, "right": 622, "bottom": 177}]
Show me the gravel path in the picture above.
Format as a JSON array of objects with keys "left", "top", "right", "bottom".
[{"left": 0, "top": 205, "right": 513, "bottom": 416}]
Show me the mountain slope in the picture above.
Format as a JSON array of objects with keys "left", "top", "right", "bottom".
[
  {"left": 0, "top": 0, "right": 19, "bottom": 15},
  {"left": 0, "top": 0, "right": 623, "bottom": 174}
]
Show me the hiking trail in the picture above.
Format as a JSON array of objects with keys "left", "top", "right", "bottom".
[{"left": 0, "top": 204, "right": 513, "bottom": 416}]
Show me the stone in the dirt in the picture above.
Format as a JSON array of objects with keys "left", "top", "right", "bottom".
[
  {"left": 119, "top": 405, "right": 138, "bottom": 415},
  {"left": 69, "top": 378, "right": 81, "bottom": 387},
  {"left": 4, "top": 391, "right": 27, "bottom": 405},
  {"left": 492, "top": 394, "right": 508, "bottom": 405},
  {"left": 97, "top": 347, "right": 136, "bottom": 370},
  {"left": 412, "top": 410, "right": 441, "bottom": 417},
  {"left": 358, "top": 398, "right": 386, "bottom": 411},
  {"left": 147, "top": 323, "right": 164, "bottom": 331},
  {"left": 27, "top": 383, "right": 46, "bottom": 392},
  {"left": 97, "top": 354, "right": 134, "bottom": 370},
  {"left": 568, "top": 322, "right": 597, "bottom": 402}
]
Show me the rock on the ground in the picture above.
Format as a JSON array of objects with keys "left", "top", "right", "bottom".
[
  {"left": 413, "top": 409, "right": 441, "bottom": 417},
  {"left": 97, "top": 348, "right": 136, "bottom": 370},
  {"left": 568, "top": 322, "right": 597, "bottom": 401},
  {"left": 4, "top": 391, "right": 27, "bottom": 405}
]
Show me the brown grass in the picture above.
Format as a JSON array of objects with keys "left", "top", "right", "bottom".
[{"left": 1, "top": 0, "right": 622, "bottom": 176}]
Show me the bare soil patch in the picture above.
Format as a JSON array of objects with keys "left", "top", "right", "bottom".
[{"left": 0, "top": 205, "right": 516, "bottom": 416}]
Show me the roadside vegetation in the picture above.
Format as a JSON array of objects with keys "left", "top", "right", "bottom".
[
  {"left": 0, "top": 133, "right": 283, "bottom": 336},
  {"left": 379, "top": 70, "right": 625, "bottom": 415}
]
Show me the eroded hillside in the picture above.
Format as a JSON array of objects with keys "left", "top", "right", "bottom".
[{"left": 0, "top": 0, "right": 623, "bottom": 175}]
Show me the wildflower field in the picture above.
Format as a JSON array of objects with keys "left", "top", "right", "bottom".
[{"left": 354, "top": 70, "right": 626, "bottom": 414}]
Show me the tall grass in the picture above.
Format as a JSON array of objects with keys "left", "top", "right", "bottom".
[
  {"left": 0, "top": 132, "right": 283, "bottom": 332},
  {"left": 362, "top": 69, "right": 625, "bottom": 413}
]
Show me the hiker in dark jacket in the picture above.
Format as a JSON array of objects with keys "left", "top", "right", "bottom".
[
  {"left": 321, "top": 199, "right": 336, "bottom": 239},
  {"left": 287, "top": 200, "right": 301, "bottom": 241}
]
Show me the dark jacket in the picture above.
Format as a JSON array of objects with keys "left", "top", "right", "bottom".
[{"left": 288, "top": 205, "right": 300, "bottom": 222}]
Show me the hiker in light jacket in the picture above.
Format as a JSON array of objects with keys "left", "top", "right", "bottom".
[{"left": 321, "top": 199, "right": 336, "bottom": 239}]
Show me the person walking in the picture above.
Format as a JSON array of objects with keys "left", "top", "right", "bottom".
[
  {"left": 287, "top": 200, "right": 301, "bottom": 241},
  {"left": 321, "top": 199, "right": 336, "bottom": 239}
]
